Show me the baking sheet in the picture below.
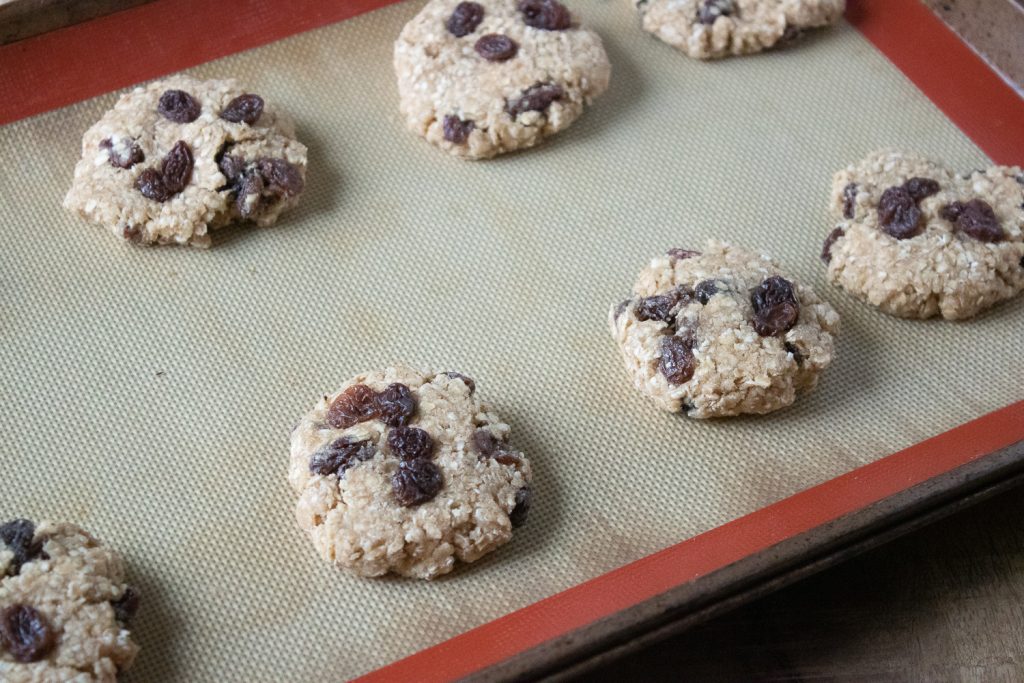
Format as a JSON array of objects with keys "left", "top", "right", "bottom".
[{"left": 1, "top": 1, "right": 1021, "bottom": 680}]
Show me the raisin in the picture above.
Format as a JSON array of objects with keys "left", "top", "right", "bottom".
[
  {"left": 220, "top": 94, "right": 264, "bottom": 125},
  {"left": 443, "top": 115, "right": 475, "bottom": 144},
  {"left": 256, "top": 158, "right": 304, "bottom": 197},
  {"left": 392, "top": 459, "right": 444, "bottom": 506},
  {"left": 784, "top": 342, "right": 804, "bottom": 365},
  {"left": 878, "top": 186, "right": 923, "bottom": 239},
  {"left": 111, "top": 588, "right": 141, "bottom": 626},
  {"left": 326, "top": 384, "right": 379, "bottom": 429},
  {"left": 160, "top": 141, "right": 194, "bottom": 194},
  {"left": 0, "top": 520, "right": 43, "bottom": 577},
  {"left": 940, "top": 199, "right": 1004, "bottom": 242},
  {"left": 636, "top": 286, "right": 693, "bottom": 324},
  {"left": 0, "top": 605, "right": 54, "bottom": 663},
  {"left": 376, "top": 383, "right": 416, "bottom": 427},
  {"left": 235, "top": 171, "right": 264, "bottom": 218},
  {"left": 694, "top": 280, "right": 718, "bottom": 305},
  {"left": 217, "top": 153, "right": 246, "bottom": 186},
  {"left": 447, "top": 2, "right": 484, "bottom": 37},
  {"left": 518, "top": 0, "right": 571, "bottom": 30},
  {"left": 99, "top": 138, "right": 144, "bottom": 169},
  {"left": 472, "top": 428, "right": 503, "bottom": 456},
  {"left": 507, "top": 83, "right": 564, "bottom": 118},
  {"left": 751, "top": 276, "right": 800, "bottom": 337},
  {"left": 842, "top": 183, "right": 858, "bottom": 219},
  {"left": 509, "top": 486, "right": 532, "bottom": 527},
  {"left": 387, "top": 427, "right": 435, "bottom": 461},
  {"left": 157, "top": 89, "right": 200, "bottom": 123},
  {"left": 659, "top": 336, "right": 696, "bottom": 385},
  {"left": 444, "top": 372, "right": 476, "bottom": 394},
  {"left": 475, "top": 34, "right": 518, "bottom": 61},
  {"left": 698, "top": 0, "right": 734, "bottom": 25},
  {"left": 135, "top": 169, "right": 171, "bottom": 202},
  {"left": 903, "top": 177, "right": 940, "bottom": 202},
  {"left": 667, "top": 248, "right": 700, "bottom": 262},
  {"left": 494, "top": 452, "right": 523, "bottom": 466},
  {"left": 309, "top": 438, "right": 376, "bottom": 477},
  {"left": 821, "top": 227, "right": 845, "bottom": 264}
]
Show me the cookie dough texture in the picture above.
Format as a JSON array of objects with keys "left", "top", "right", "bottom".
[
  {"left": 0, "top": 521, "right": 138, "bottom": 682},
  {"left": 64, "top": 75, "right": 307, "bottom": 247},
  {"left": 394, "top": 0, "right": 611, "bottom": 159},
  {"left": 826, "top": 150, "right": 1024, "bottom": 320},
  {"left": 634, "top": 0, "right": 845, "bottom": 60},
  {"left": 609, "top": 241, "right": 839, "bottom": 418},
  {"left": 289, "top": 367, "right": 532, "bottom": 579}
]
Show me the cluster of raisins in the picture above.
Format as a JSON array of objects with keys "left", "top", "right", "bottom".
[
  {"left": 217, "top": 152, "right": 304, "bottom": 219},
  {"left": 940, "top": 198, "right": 1005, "bottom": 243},
  {"left": 877, "top": 176, "right": 940, "bottom": 239},
  {"left": 0, "top": 519, "right": 45, "bottom": 577},
  {"left": 135, "top": 140, "right": 194, "bottom": 203}
]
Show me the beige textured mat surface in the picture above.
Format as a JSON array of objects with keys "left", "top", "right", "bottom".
[{"left": 1, "top": 2, "right": 1021, "bottom": 680}]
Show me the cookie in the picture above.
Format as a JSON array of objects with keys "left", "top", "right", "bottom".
[
  {"left": 394, "top": 0, "right": 611, "bottom": 159},
  {"left": 1, "top": 520, "right": 139, "bottom": 682},
  {"left": 64, "top": 76, "right": 307, "bottom": 247},
  {"left": 609, "top": 241, "right": 839, "bottom": 418},
  {"left": 288, "top": 366, "right": 532, "bottom": 579},
  {"left": 823, "top": 151, "right": 1024, "bottom": 320},
  {"left": 634, "top": 0, "right": 845, "bottom": 60}
]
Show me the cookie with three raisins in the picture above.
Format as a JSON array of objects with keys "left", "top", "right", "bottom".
[
  {"left": 394, "top": 0, "right": 611, "bottom": 159},
  {"left": 610, "top": 240, "right": 839, "bottom": 418},
  {"left": 634, "top": 0, "right": 845, "bottom": 60},
  {"left": 64, "top": 76, "right": 306, "bottom": 247},
  {"left": 824, "top": 150, "right": 1024, "bottom": 319},
  {"left": 1, "top": 520, "right": 139, "bottom": 677},
  {"left": 288, "top": 366, "right": 532, "bottom": 579}
]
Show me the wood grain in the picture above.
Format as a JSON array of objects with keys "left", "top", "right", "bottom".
[
  {"left": 0, "top": 0, "right": 152, "bottom": 45},
  {"left": 584, "top": 484, "right": 1024, "bottom": 681}
]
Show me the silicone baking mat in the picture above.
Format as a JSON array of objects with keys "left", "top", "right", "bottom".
[{"left": 0, "top": 1, "right": 1022, "bottom": 681}]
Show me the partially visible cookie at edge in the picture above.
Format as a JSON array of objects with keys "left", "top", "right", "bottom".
[
  {"left": 1, "top": 520, "right": 140, "bottom": 682},
  {"left": 64, "top": 75, "right": 307, "bottom": 247},
  {"left": 394, "top": 0, "right": 611, "bottom": 159},
  {"left": 288, "top": 366, "right": 532, "bottom": 579},
  {"left": 823, "top": 150, "right": 1024, "bottom": 320},
  {"left": 610, "top": 240, "right": 839, "bottom": 418},
  {"left": 634, "top": 0, "right": 845, "bottom": 60}
]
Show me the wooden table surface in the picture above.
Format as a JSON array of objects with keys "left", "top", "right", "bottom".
[{"left": 582, "top": 483, "right": 1024, "bottom": 681}]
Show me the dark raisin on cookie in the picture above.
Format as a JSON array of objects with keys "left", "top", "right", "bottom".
[
  {"left": 842, "top": 183, "right": 858, "bottom": 219},
  {"left": 751, "top": 276, "right": 800, "bottom": 337},
  {"left": 518, "top": 0, "right": 571, "bottom": 31},
  {"left": 821, "top": 227, "right": 845, "bottom": 264},
  {"left": 507, "top": 83, "right": 564, "bottom": 118},
  {"left": 99, "top": 138, "right": 144, "bottom": 169},
  {"left": 387, "top": 427, "right": 435, "bottom": 461},
  {"left": 376, "top": 383, "right": 417, "bottom": 427},
  {"left": 698, "top": 0, "right": 734, "bottom": 25},
  {"left": 161, "top": 141, "right": 194, "bottom": 194},
  {"left": 784, "top": 342, "right": 804, "bottom": 365},
  {"left": 309, "top": 438, "right": 376, "bottom": 477},
  {"left": 878, "top": 185, "right": 924, "bottom": 239},
  {"left": 235, "top": 172, "right": 265, "bottom": 218},
  {"left": 111, "top": 588, "right": 141, "bottom": 626},
  {"left": 636, "top": 286, "right": 693, "bottom": 324},
  {"left": 392, "top": 459, "right": 444, "bottom": 507},
  {"left": 447, "top": 1, "right": 485, "bottom": 37},
  {"left": 1, "top": 520, "right": 44, "bottom": 577},
  {"left": 658, "top": 335, "right": 696, "bottom": 385},
  {"left": 694, "top": 280, "right": 719, "bottom": 305},
  {"left": 472, "top": 428, "right": 503, "bottom": 456},
  {"left": 443, "top": 115, "right": 475, "bottom": 144},
  {"left": 157, "top": 89, "right": 200, "bottom": 123},
  {"left": 0, "top": 605, "right": 55, "bottom": 663},
  {"left": 443, "top": 372, "right": 476, "bottom": 394},
  {"left": 667, "top": 248, "right": 701, "bottom": 262},
  {"left": 135, "top": 169, "right": 171, "bottom": 202},
  {"left": 903, "top": 177, "right": 940, "bottom": 202},
  {"left": 326, "top": 384, "right": 379, "bottom": 429},
  {"left": 219, "top": 94, "right": 264, "bottom": 125},
  {"left": 509, "top": 486, "right": 532, "bottom": 527},
  {"left": 475, "top": 34, "right": 519, "bottom": 61},
  {"left": 257, "top": 158, "right": 304, "bottom": 197},
  {"left": 940, "top": 199, "right": 1004, "bottom": 243}
]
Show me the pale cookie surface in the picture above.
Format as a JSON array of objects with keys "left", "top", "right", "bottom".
[
  {"left": 64, "top": 75, "right": 307, "bottom": 247},
  {"left": 634, "top": 0, "right": 845, "bottom": 60},
  {"left": 1, "top": 520, "right": 139, "bottom": 682},
  {"left": 823, "top": 150, "right": 1024, "bottom": 320},
  {"left": 289, "top": 366, "right": 532, "bottom": 579},
  {"left": 610, "top": 241, "right": 839, "bottom": 418},
  {"left": 394, "top": 0, "right": 611, "bottom": 159}
]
